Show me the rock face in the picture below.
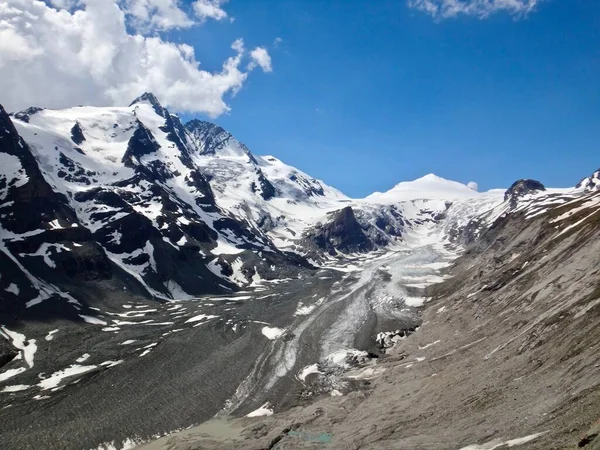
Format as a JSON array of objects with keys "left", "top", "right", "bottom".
[
  {"left": 504, "top": 178, "right": 546, "bottom": 205},
  {"left": 576, "top": 168, "right": 600, "bottom": 191},
  {"left": 303, "top": 207, "right": 375, "bottom": 255},
  {"left": 139, "top": 188, "right": 600, "bottom": 450},
  {"left": 0, "top": 96, "right": 313, "bottom": 317},
  {"left": 4, "top": 93, "right": 600, "bottom": 450}
]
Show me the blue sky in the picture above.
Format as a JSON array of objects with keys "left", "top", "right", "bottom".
[
  {"left": 176, "top": 0, "right": 599, "bottom": 196},
  {"left": 5, "top": 0, "right": 598, "bottom": 197}
]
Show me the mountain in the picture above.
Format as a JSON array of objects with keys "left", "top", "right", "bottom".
[
  {"left": 2, "top": 94, "right": 594, "bottom": 310},
  {"left": 576, "top": 168, "right": 600, "bottom": 191},
  {"left": 365, "top": 173, "right": 482, "bottom": 203},
  {"left": 179, "top": 179, "right": 600, "bottom": 450},
  {"left": 0, "top": 95, "right": 314, "bottom": 317},
  {"left": 1, "top": 94, "right": 599, "bottom": 450}
]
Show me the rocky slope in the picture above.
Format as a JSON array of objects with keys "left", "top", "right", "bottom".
[
  {"left": 138, "top": 181, "right": 600, "bottom": 450},
  {"left": 1, "top": 94, "right": 599, "bottom": 450}
]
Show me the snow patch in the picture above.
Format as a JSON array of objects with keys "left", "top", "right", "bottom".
[
  {"left": 298, "top": 363, "right": 322, "bottom": 382},
  {"left": 45, "top": 329, "right": 59, "bottom": 341},
  {"left": 185, "top": 314, "right": 218, "bottom": 324},
  {"left": 459, "top": 431, "right": 547, "bottom": 449},
  {"left": 1, "top": 384, "right": 31, "bottom": 393},
  {"left": 38, "top": 364, "right": 97, "bottom": 390},
  {"left": 246, "top": 402, "right": 274, "bottom": 417},
  {"left": 261, "top": 326, "right": 285, "bottom": 340},
  {"left": 5, "top": 283, "right": 19, "bottom": 295},
  {"left": 79, "top": 315, "right": 108, "bottom": 325}
]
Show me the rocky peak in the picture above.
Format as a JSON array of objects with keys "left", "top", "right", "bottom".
[
  {"left": 13, "top": 106, "right": 44, "bottom": 123},
  {"left": 121, "top": 120, "right": 160, "bottom": 168},
  {"left": 575, "top": 168, "right": 600, "bottom": 191},
  {"left": 504, "top": 179, "right": 546, "bottom": 204},
  {"left": 303, "top": 206, "right": 375, "bottom": 256},
  {"left": 129, "top": 92, "right": 166, "bottom": 117},
  {"left": 185, "top": 119, "right": 255, "bottom": 162}
]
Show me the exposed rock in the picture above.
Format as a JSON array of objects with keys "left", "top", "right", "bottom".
[
  {"left": 70, "top": 122, "right": 86, "bottom": 145},
  {"left": 576, "top": 168, "right": 600, "bottom": 192},
  {"left": 303, "top": 207, "right": 375, "bottom": 255},
  {"left": 121, "top": 120, "right": 161, "bottom": 167},
  {"left": 504, "top": 178, "right": 546, "bottom": 205},
  {"left": 12, "top": 106, "right": 44, "bottom": 123}
]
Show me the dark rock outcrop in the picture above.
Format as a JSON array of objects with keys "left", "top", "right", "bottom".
[
  {"left": 13, "top": 106, "right": 44, "bottom": 123},
  {"left": 70, "top": 122, "right": 86, "bottom": 145},
  {"left": 304, "top": 207, "right": 375, "bottom": 255},
  {"left": 504, "top": 179, "right": 546, "bottom": 206},
  {"left": 121, "top": 120, "right": 161, "bottom": 167}
]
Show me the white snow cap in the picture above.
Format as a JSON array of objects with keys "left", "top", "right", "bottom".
[{"left": 365, "top": 174, "right": 481, "bottom": 204}]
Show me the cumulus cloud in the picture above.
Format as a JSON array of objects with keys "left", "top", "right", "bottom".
[
  {"left": 467, "top": 181, "right": 479, "bottom": 191},
  {"left": 123, "top": 0, "right": 194, "bottom": 32},
  {"left": 408, "top": 0, "right": 542, "bottom": 19},
  {"left": 248, "top": 47, "right": 273, "bottom": 73},
  {"left": 192, "top": 0, "right": 228, "bottom": 22},
  {"left": 0, "top": 0, "right": 272, "bottom": 117}
]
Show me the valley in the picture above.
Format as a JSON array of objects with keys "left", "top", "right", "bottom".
[{"left": 0, "top": 95, "right": 599, "bottom": 450}]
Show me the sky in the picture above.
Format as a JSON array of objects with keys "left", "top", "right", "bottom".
[{"left": 1, "top": 0, "right": 598, "bottom": 197}]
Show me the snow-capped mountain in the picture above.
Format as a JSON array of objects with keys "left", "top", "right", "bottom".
[
  {"left": 1, "top": 93, "right": 597, "bottom": 316},
  {"left": 576, "top": 168, "right": 600, "bottom": 191},
  {"left": 2, "top": 94, "right": 600, "bottom": 450},
  {"left": 184, "top": 118, "right": 350, "bottom": 249},
  {"left": 0, "top": 95, "right": 315, "bottom": 316}
]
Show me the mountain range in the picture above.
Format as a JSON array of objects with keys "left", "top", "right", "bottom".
[{"left": 0, "top": 94, "right": 599, "bottom": 450}]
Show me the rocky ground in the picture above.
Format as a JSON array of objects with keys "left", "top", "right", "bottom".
[
  {"left": 0, "top": 244, "right": 438, "bottom": 450},
  {"left": 135, "top": 194, "right": 600, "bottom": 450}
]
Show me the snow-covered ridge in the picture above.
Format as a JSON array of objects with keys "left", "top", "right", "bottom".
[
  {"left": 364, "top": 173, "right": 482, "bottom": 204},
  {"left": 1, "top": 94, "right": 597, "bottom": 310}
]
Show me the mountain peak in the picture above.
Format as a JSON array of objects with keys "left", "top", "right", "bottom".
[
  {"left": 504, "top": 179, "right": 546, "bottom": 203},
  {"left": 414, "top": 173, "right": 444, "bottom": 182},
  {"left": 575, "top": 168, "right": 600, "bottom": 191},
  {"left": 365, "top": 173, "right": 479, "bottom": 203},
  {"left": 130, "top": 92, "right": 163, "bottom": 111},
  {"left": 185, "top": 119, "right": 255, "bottom": 161}
]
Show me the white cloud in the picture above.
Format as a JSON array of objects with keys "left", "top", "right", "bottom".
[
  {"left": 248, "top": 47, "right": 273, "bottom": 73},
  {"left": 467, "top": 181, "right": 479, "bottom": 191},
  {"left": 231, "top": 38, "right": 245, "bottom": 53},
  {"left": 408, "top": 0, "right": 542, "bottom": 19},
  {"left": 273, "top": 37, "right": 282, "bottom": 48},
  {"left": 0, "top": 0, "right": 270, "bottom": 117},
  {"left": 123, "top": 0, "right": 194, "bottom": 32},
  {"left": 192, "top": 0, "right": 228, "bottom": 22}
]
